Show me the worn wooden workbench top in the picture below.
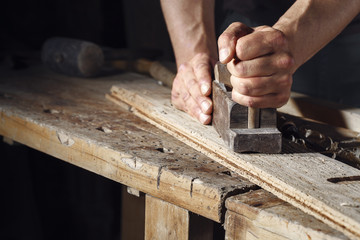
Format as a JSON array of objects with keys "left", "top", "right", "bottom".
[
  {"left": 0, "top": 65, "right": 257, "bottom": 222},
  {"left": 0, "top": 65, "right": 355, "bottom": 239}
]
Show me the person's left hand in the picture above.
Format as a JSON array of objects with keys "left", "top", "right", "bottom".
[{"left": 218, "top": 22, "right": 295, "bottom": 108}]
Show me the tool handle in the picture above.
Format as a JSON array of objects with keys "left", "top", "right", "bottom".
[
  {"left": 248, "top": 107, "right": 260, "bottom": 128},
  {"left": 148, "top": 61, "right": 176, "bottom": 88},
  {"left": 111, "top": 59, "right": 176, "bottom": 88}
]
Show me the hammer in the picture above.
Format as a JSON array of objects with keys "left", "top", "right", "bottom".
[{"left": 41, "top": 37, "right": 175, "bottom": 88}]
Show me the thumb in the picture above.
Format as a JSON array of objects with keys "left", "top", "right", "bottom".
[{"left": 218, "top": 22, "right": 253, "bottom": 63}]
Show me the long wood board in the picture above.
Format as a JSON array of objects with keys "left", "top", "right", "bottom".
[{"left": 110, "top": 76, "right": 360, "bottom": 239}]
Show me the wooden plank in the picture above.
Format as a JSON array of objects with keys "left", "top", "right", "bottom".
[
  {"left": 145, "top": 194, "right": 214, "bottom": 240},
  {"left": 225, "top": 190, "right": 349, "bottom": 240},
  {"left": 0, "top": 66, "right": 255, "bottom": 223},
  {"left": 110, "top": 78, "right": 360, "bottom": 239},
  {"left": 279, "top": 92, "right": 360, "bottom": 133}
]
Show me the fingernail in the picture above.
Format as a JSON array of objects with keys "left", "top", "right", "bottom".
[
  {"left": 201, "top": 100, "right": 211, "bottom": 112},
  {"left": 199, "top": 113, "right": 210, "bottom": 124},
  {"left": 201, "top": 83, "right": 210, "bottom": 95},
  {"left": 219, "top": 48, "right": 229, "bottom": 62}
]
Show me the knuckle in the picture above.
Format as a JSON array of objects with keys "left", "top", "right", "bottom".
[
  {"left": 278, "top": 54, "right": 294, "bottom": 69},
  {"left": 185, "top": 78, "right": 197, "bottom": 88},
  {"left": 178, "top": 63, "right": 190, "bottom": 72},
  {"left": 195, "top": 62, "right": 209, "bottom": 72}
]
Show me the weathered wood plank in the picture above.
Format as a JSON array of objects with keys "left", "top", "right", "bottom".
[
  {"left": 0, "top": 66, "right": 255, "bottom": 223},
  {"left": 110, "top": 77, "right": 360, "bottom": 239},
  {"left": 225, "top": 190, "right": 349, "bottom": 240}
]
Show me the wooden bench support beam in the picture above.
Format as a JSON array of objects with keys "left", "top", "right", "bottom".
[
  {"left": 145, "top": 194, "right": 214, "bottom": 240},
  {"left": 121, "top": 186, "right": 145, "bottom": 240}
]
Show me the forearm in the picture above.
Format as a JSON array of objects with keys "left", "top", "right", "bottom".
[
  {"left": 273, "top": 0, "right": 360, "bottom": 71},
  {"left": 160, "top": 0, "right": 218, "bottom": 67}
]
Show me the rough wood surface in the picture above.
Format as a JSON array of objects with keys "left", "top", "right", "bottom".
[
  {"left": 110, "top": 78, "right": 360, "bottom": 239},
  {"left": 0, "top": 65, "right": 256, "bottom": 223},
  {"left": 225, "top": 189, "right": 349, "bottom": 240}
]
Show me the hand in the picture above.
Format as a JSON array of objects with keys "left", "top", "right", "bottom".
[
  {"left": 171, "top": 53, "right": 214, "bottom": 124},
  {"left": 218, "top": 22, "right": 295, "bottom": 108}
]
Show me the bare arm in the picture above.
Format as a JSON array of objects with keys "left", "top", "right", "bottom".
[
  {"left": 218, "top": 0, "right": 360, "bottom": 108},
  {"left": 274, "top": 0, "right": 360, "bottom": 69},
  {"left": 160, "top": 0, "right": 217, "bottom": 67},
  {"left": 160, "top": 0, "right": 217, "bottom": 124}
]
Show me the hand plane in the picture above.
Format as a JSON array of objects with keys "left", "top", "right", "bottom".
[{"left": 212, "top": 62, "right": 282, "bottom": 153}]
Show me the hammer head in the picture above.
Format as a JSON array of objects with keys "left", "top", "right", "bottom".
[
  {"left": 212, "top": 63, "right": 282, "bottom": 153},
  {"left": 41, "top": 37, "right": 104, "bottom": 77}
]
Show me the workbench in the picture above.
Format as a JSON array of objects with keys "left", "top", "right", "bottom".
[{"left": 0, "top": 65, "right": 356, "bottom": 239}]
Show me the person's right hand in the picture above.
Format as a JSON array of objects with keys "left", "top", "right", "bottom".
[{"left": 171, "top": 53, "right": 214, "bottom": 124}]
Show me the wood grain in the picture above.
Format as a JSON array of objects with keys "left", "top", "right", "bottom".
[
  {"left": 225, "top": 190, "right": 349, "bottom": 240},
  {"left": 0, "top": 66, "right": 255, "bottom": 223},
  {"left": 110, "top": 78, "right": 360, "bottom": 239}
]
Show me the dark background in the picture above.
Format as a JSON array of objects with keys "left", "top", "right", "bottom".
[
  {"left": 0, "top": 1, "right": 172, "bottom": 240},
  {"left": 0, "top": 0, "right": 174, "bottom": 62}
]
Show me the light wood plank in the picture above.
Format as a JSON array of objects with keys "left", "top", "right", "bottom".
[
  {"left": 110, "top": 77, "right": 360, "bottom": 239},
  {"left": 0, "top": 66, "right": 255, "bottom": 223},
  {"left": 225, "top": 190, "right": 349, "bottom": 240}
]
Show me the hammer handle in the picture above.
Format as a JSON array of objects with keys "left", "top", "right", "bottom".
[{"left": 110, "top": 59, "right": 175, "bottom": 88}]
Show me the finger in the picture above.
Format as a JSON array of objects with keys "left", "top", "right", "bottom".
[
  {"left": 231, "top": 83, "right": 291, "bottom": 108},
  {"left": 172, "top": 89, "right": 212, "bottom": 124},
  {"left": 218, "top": 22, "right": 253, "bottom": 63},
  {"left": 235, "top": 27, "right": 288, "bottom": 61},
  {"left": 172, "top": 67, "right": 213, "bottom": 115},
  {"left": 227, "top": 52, "right": 294, "bottom": 78},
  {"left": 178, "top": 63, "right": 213, "bottom": 114},
  {"left": 230, "top": 74, "right": 293, "bottom": 97},
  {"left": 192, "top": 53, "right": 213, "bottom": 96}
]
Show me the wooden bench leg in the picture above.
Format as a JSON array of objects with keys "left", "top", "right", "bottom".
[
  {"left": 121, "top": 186, "right": 145, "bottom": 240},
  {"left": 145, "top": 194, "right": 214, "bottom": 240}
]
